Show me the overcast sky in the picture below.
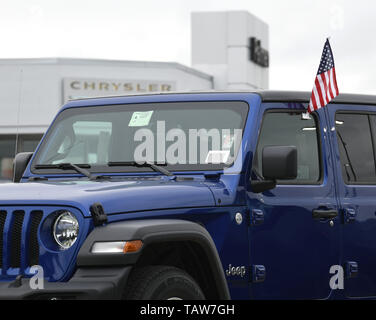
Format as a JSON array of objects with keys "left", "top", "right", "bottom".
[{"left": 1, "top": 0, "right": 375, "bottom": 94}]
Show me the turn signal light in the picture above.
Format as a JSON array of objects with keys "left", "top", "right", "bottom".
[
  {"left": 123, "top": 240, "right": 143, "bottom": 253},
  {"left": 91, "top": 240, "right": 143, "bottom": 254}
]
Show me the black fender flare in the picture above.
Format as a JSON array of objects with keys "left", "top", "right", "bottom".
[{"left": 77, "top": 219, "right": 230, "bottom": 299}]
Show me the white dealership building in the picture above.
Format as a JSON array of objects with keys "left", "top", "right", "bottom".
[{"left": 0, "top": 10, "right": 269, "bottom": 180}]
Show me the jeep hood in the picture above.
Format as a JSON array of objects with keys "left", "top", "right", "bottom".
[{"left": 0, "top": 178, "right": 216, "bottom": 216}]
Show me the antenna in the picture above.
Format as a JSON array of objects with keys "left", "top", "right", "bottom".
[{"left": 14, "top": 68, "right": 23, "bottom": 159}]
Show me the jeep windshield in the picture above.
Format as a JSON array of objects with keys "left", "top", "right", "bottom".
[{"left": 31, "top": 101, "right": 248, "bottom": 175}]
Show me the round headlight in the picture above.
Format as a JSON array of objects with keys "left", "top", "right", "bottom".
[{"left": 53, "top": 211, "right": 79, "bottom": 249}]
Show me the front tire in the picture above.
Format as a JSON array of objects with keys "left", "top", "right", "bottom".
[{"left": 124, "top": 265, "right": 205, "bottom": 300}]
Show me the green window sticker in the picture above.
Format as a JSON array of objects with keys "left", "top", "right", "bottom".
[{"left": 128, "top": 111, "right": 154, "bottom": 127}]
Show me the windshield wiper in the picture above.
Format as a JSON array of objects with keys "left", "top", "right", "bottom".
[
  {"left": 108, "top": 161, "right": 174, "bottom": 176},
  {"left": 34, "top": 163, "right": 94, "bottom": 180},
  {"left": 336, "top": 131, "right": 357, "bottom": 182}
]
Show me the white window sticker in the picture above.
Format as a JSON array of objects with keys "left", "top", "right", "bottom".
[
  {"left": 205, "top": 150, "right": 230, "bottom": 164},
  {"left": 301, "top": 112, "right": 312, "bottom": 120},
  {"left": 128, "top": 111, "right": 154, "bottom": 127}
]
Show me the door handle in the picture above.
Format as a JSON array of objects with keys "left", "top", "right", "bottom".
[{"left": 312, "top": 209, "right": 338, "bottom": 220}]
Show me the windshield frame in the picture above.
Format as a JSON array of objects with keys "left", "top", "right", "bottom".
[{"left": 30, "top": 100, "right": 249, "bottom": 175}]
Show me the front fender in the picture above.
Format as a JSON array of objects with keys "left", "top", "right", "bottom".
[{"left": 77, "top": 219, "right": 230, "bottom": 299}]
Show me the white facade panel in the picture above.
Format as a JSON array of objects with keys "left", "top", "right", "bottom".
[
  {"left": 227, "top": 11, "right": 248, "bottom": 47},
  {"left": 0, "top": 60, "right": 213, "bottom": 134},
  {"left": 227, "top": 47, "right": 248, "bottom": 87},
  {"left": 192, "top": 11, "right": 269, "bottom": 90}
]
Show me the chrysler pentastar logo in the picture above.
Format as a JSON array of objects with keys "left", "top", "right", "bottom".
[{"left": 225, "top": 264, "right": 246, "bottom": 278}]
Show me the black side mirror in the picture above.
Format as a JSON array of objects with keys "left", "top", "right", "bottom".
[
  {"left": 251, "top": 146, "right": 297, "bottom": 193},
  {"left": 13, "top": 152, "right": 33, "bottom": 183},
  {"left": 262, "top": 145, "right": 297, "bottom": 180}
]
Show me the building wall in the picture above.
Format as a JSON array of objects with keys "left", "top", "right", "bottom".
[
  {"left": 0, "top": 59, "right": 213, "bottom": 134},
  {"left": 191, "top": 11, "right": 269, "bottom": 90}
]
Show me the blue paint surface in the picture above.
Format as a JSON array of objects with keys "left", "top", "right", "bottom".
[{"left": 0, "top": 92, "right": 374, "bottom": 299}]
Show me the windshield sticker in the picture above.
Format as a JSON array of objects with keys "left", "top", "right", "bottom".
[
  {"left": 205, "top": 150, "right": 230, "bottom": 164},
  {"left": 128, "top": 111, "right": 154, "bottom": 127}
]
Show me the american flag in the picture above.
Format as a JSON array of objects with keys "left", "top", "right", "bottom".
[{"left": 308, "top": 39, "right": 339, "bottom": 113}]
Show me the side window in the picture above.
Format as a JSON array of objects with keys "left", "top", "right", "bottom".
[
  {"left": 254, "top": 111, "right": 321, "bottom": 184},
  {"left": 335, "top": 113, "right": 376, "bottom": 183}
]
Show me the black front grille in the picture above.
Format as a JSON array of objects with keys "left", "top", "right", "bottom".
[
  {"left": 28, "top": 211, "right": 43, "bottom": 266},
  {"left": 0, "top": 209, "right": 43, "bottom": 271},
  {"left": 10, "top": 211, "right": 25, "bottom": 268}
]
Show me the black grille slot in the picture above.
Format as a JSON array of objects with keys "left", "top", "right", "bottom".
[
  {"left": 0, "top": 211, "right": 7, "bottom": 268},
  {"left": 10, "top": 211, "right": 25, "bottom": 268},
  {"left": 28, "top": 211, "right": 43, "bottom": 266}
]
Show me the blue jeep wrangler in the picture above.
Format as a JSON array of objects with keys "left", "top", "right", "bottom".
[{"left": 0, "top": 91, "right": 375, "bottom": 299}]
